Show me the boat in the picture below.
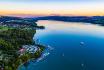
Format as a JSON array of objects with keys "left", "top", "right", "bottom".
[{"left": 80, "top": 42, "right": 85, "bottom": 45}]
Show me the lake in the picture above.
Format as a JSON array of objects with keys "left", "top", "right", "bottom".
[{"left": 20, "top": 20, "right": 104, "bottom": 70}]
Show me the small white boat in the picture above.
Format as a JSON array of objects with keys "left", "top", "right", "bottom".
[
  {"left": 62, "top": 53, "right": 64, "bottom": 56},
  {"left": 81, "top": 63, "right": 84, "bottom": 67},
  {"left": 80, "top": 42, "right": 85, "bottom": 45}
]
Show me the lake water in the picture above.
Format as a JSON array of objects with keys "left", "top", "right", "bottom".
[{"left": 20, "top": 20, "right": 104, "bottom": 70}]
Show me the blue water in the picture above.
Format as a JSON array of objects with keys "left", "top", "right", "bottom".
[{"left": 19, "top": 20, "right": 104, "bottom": 70}]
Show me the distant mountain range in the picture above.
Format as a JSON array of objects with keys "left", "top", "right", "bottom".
[{"left": 1, "top": 16, "right": 104, "bottom": 26}]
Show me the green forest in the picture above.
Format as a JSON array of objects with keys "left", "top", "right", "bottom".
[{"left": 0, "top": 28, "right": 44, "bottom": 70}]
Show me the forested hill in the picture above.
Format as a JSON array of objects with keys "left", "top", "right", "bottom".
[
  {"left": 31, "top": 16, "right": 104, "bottom": 26},
  {"left": 0, "top": 16, "right": 37, "bottom": 27},
  {"left": 1, "top": 16, "right": 104, "bottom": 26}
]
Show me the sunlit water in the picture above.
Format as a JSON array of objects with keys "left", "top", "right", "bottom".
[{"left": 20, "top": 20, "right": 104, "bottom": 70}]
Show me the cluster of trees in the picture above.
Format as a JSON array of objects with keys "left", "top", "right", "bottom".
[
  {"left": 0, "top": 39, "right": 14, "bottom": 51},
  {"left": 0, "top": 16, "right": 46, "bottom": 70},
  {"left": 0, "top": 28, "right": 36, "bottom": 50},
  {"left": 0, "top": 28, "right": 36, "bottom": 70}
]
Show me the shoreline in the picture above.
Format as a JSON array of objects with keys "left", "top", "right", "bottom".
[
  {"left": 0, "top": 25, "right": 46, "bottom": 70},
  {"left": 18, "top": 43, "right": 53, "bottom": 70},
  {"left": 18, "top": 44, "right": 46, "bottom": 70}
]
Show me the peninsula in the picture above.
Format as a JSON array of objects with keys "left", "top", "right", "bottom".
[{"left": 0, "top": 16, "right": 45, "bottom": 70}]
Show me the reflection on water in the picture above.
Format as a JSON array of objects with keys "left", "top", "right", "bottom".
[
  {"left": 22, "top": 20, "right": 104, "bottom": 70},
  {"left": 36, "top": 20, "right": 104, "bottom": 38}
]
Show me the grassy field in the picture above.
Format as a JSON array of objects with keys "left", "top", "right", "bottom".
[{"left": 0, "top": 26, "right": 12, "bottom": 31}]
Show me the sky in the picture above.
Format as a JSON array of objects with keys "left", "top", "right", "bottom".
[{"left": 0, "top": 0, "right": 104, "bottom": 17}]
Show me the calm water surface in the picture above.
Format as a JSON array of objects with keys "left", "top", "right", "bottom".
[{"left": 20, "top": 20, "right": 104, "bottom": 70}]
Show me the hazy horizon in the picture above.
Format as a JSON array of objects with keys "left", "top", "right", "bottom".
[{"left": 0, "top": 0, "right": 104, "bottom": 17}]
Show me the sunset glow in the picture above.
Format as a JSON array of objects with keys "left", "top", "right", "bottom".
[{"left": 0, "top": 0, "right": 104, "bottom": 17}]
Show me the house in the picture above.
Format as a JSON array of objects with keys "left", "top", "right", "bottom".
[{"left": 22, "top": 45, "right": 38, "bottom": 54}]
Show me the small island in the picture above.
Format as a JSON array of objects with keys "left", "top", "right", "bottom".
[{"left": 0, "top": 17, "right": 45, "bottom": 70}]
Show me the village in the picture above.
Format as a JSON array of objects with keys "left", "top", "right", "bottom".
[{"left": 0, "top": 19, "right": 36, "bottom": 28}]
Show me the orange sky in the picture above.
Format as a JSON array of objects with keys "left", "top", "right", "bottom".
[{"left": 0, "top": 0, "right": 104, "bottom": 17}]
